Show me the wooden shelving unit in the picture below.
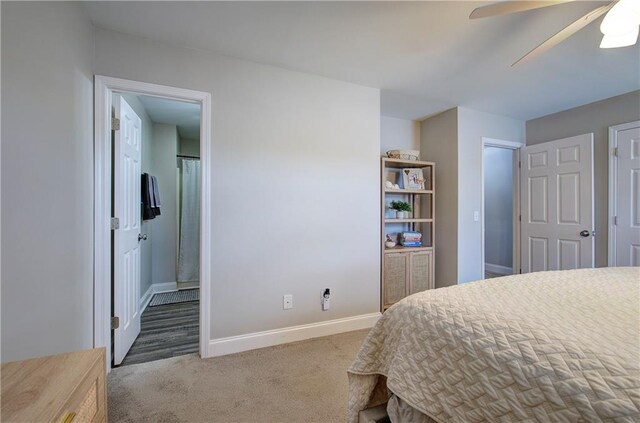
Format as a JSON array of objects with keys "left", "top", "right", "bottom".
[{"left": 381, "top": 157, "right": 435, "bottom": 311}]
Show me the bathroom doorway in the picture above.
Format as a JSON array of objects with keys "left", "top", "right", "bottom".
[
  {"left": 481, "top": 138, "right": 522, "bottom": 279},
  {"left": 112, "top": 93, "right": 202, "bottom": 366},
  {"left": 94, "top": 76, "right": 212, "bottom": 370}
]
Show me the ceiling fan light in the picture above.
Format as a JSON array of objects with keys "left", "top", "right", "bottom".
[
  {"left": 600, "top": 0, "right": 640, "bottom": 36},
  {"left": 600, "top": 25, "right": 639, "bottom": 48}
]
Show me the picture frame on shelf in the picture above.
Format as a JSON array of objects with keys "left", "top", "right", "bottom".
[{"left": 402, "top": 168, "right": 425, "bottom": 190}]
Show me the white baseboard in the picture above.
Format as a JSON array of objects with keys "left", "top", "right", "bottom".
[
  {"left": 152, "top": 281, "right": 178, "bottom": 293},
  {"left": 177, "top": 281, "right": 199, "bottom": 290},
  {"left": 139, "top": 285, "right": 154, "bottom": 313},
  {"left": 207, "top": 312, "right": 381, "bottom": 358},
  {"left": 485, "top": 263, "right": 513, "bottom": 275}
]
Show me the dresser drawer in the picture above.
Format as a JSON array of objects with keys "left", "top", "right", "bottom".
[
  {"left": 1, "top": 348, "right": 107, "bottom": 423},
  {"left": 56, "top": 353, "right": 106, "bottom": 423}
]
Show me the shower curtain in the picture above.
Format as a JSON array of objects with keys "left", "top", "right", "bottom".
[{"left": 178, "top": 158, "right": 200, "bottom": 283}]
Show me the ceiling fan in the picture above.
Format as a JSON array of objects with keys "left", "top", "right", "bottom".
[{"left": 469, "top": 0, "right": 640, "bottom": 66}]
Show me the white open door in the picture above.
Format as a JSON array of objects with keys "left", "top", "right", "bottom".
[
  {"left": 612, "top": 124, "right": 640, "bottom": 266},
  {"left": 521, "top": 133, "right": 594, "bottom": 273},
  {"left": 113, "top": 95, "right": 142, "bottom": 365}
]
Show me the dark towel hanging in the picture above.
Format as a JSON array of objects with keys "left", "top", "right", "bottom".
[
  {"left": 151, "top": 175, "right": 161, "bottom": 216},
  {"left": 141, "top": 173, "right": 156, "bottom": 220}
]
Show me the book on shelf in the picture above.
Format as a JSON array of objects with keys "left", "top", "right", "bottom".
[
  {"left": 402, "top": 235, "right": 422, "bottom": 241},
  {"left": 401, "top": 231, "right": 422, "bottom": 242}
]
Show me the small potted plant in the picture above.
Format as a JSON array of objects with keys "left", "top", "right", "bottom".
[
  {"left": 391, "top": 201, "right": 412, "bottom": 219},
  {"left": 385, "top": 234, "right": 397, "bottom": 248}
]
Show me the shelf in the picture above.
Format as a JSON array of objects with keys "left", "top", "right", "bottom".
[
  {"left": 384, "top": 189, "right": 433, "bottom": 194},
  {"left": 384, "top": 245, "right": 433, "bottom": 253},
  {"left": 382, "top": 158, "right": 435, "bottom": 169},
  {"left": 384, "top": 218, "right": 433, "bottom": 223}
]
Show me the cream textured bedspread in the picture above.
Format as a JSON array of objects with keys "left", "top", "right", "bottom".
[{"left": 348, "top": 268, "right": 640, "bottom": 422}]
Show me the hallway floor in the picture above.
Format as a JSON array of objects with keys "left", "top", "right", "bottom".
[{"left": 121, "top": 300, "right": 199, "bottom": 366}]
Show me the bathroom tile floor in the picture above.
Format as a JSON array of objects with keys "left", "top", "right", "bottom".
[{"left": 120, "top": 300, "right": 199, "bottom": 366}]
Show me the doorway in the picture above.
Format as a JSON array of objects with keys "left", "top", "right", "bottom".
[
  {"left": 94, "top": 76, "right": 212, "bottom": 370},
  {"left": 112, "top": 93, "right": 202, "bottom": 366},
  {"left": 481, "top": 138, "right": 523, "bottom": 279}
]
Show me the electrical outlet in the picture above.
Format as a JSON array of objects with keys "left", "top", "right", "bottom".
[
  {"left": 283, "top": 294, "right": 293, "bottom": 310},
  {"left": 473, "top": 211, "right": 480, "bottom": 222}
]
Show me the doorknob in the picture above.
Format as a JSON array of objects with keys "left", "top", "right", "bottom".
[
  {"left": 579, "top": 230, "right": 591, "bottom": 237},
  {"left": 138, "top": 234, "right": 147, "bottom": 241}
]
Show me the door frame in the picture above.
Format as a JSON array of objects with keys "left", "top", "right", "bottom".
[
  {"left": 608, "top": 120, "right": 640, "bottom": 266},
  {"left": 481, "top": 137, "right": 524, "bottom": 277},
  {"left": 94, "top": 75, "right": 212, "bottom": 369}
]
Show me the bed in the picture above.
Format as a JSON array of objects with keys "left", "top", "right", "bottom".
[{"left": 348, "top": 267, "right": 640, "bottom": 422}]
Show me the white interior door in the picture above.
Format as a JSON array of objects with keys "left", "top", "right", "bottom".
[
  {"left": 521, "top": 134, "right": 594, "bottom": 273},
  {"left": 614, "top": 125, "right": 640, "bottom": 266},
  {"left": 113, "top": 95, "right": 142, "bottom": 365}
]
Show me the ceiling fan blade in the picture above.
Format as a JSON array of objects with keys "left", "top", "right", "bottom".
[
  {"left": 469, "top": 1, "right": 576, "bottom": 20},
  {"left": 512, "top": 2, "right": 616, "bottom": 66}
]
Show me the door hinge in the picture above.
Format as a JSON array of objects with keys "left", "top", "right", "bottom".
[
  {"left": 613, "top": 147, "right": 618, "bottom": 157},
  {"left": 112, "top": 117, "right": 120, "bottom": 131},
  {"left": 519, "top": 214, "right": 522, "bottom": 222},
  {"left": 614, "top": 215, "right": 618, "bottom": 226},
  {"left": 110, "top": 217, "right": 120, "bottom": 230},
  {"left": 518, "top": 161, "right": 521, "bottom": 168},
  {"left": 111, "top": 316, "right": 120, "bottom": 330}
]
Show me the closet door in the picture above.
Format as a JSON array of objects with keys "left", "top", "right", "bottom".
[
  {"left": 613, "top": 125, "right": 640, "bottom": 266},
  {"left": 520, "top": 134, "right": 594, "bottom": 272}
]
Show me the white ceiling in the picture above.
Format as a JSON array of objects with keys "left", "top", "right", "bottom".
[
  {"left": 84, "top": 1, "right": 640, "bottom": 121},
  {"left": 138, "top": 95, "right": 201, "bottom": 139}
]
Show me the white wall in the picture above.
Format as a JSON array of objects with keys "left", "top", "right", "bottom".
[
  {"left": 526, "top": 90, "right": 640, "bottom": 267},
  {"left": 1, "top": 2, "right": 94, "bottom": 362},
  {"left": 179, "top": 138, "right": 200, "bottom": 157},
  {"left": 93, "top": 28, "right": 381, "bottom": 340},
  {"left": 120, "top": 93, "right": 155, "bottom": 299},
  {"left": 457, "top": 107, "right": 524, "bottom": 283},
  {"left": 150, "top": 123, "right": 179, "bottom": 287},
  {"left": 381, "top": 116, "right": 420, "bottom": 155},
  {"left": 483, "top": 147, "right": 513, "bottom": 270}
]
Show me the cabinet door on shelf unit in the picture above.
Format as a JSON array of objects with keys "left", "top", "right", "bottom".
[
  {"left": 409, "top": 250, "right": 434, "bottom": 294},
  {"left": 384, "top": 253, "right": 408, "bottom": 307}
]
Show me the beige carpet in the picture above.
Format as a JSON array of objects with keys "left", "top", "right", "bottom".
[{"left": 108, "top": 329, "right": 369, "bottom": 423}]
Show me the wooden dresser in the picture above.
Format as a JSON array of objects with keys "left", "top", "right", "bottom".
[{"left": 1, "top": 348, "right": 107, "bottom": 423}]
